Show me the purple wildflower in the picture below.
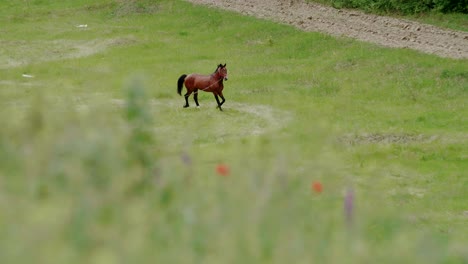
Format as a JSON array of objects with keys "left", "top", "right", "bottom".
[
  {"left": 181, "top": 151, "right": 192, "bottom": 166},
  {"left": 344, "top": 186, "right": 354, "bottom": 227}
]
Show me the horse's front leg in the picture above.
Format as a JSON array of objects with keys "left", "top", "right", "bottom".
[
  {"left": 214, "top": 94, "right": 223, "bottom": 111},
  {"left": 218, "top": 91, "right": 225, "bottom": 107}
]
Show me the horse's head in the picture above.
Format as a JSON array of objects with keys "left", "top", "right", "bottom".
[{"left": 216, "top": 63, "right": 228, "bottom": 81}]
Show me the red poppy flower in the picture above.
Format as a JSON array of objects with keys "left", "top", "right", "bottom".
[
  {"left": 216, "top": 164, "right": 230, "bottom": 176},
  {"left": 311, "top": 181, "right": 323, "bottom": 193}
]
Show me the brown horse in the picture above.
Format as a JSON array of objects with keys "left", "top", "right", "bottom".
[{"left": 177, "top": 64, "right": 228, "bottom": 111}]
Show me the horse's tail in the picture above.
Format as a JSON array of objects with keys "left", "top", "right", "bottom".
[{"left": 177, "top": 74, "right": 187, "bottom": 95}]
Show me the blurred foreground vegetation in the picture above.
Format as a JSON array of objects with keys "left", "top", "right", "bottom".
[{"left": 0, "top": 0, "right": 467, "bottom": 263}]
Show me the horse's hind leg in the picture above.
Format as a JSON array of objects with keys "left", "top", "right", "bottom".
[
  {"left": 183, "top": 91, "right": 192, "bottom": 108},
  {"left": 193, "top": 89, "right": 199, "bottom": 107}
]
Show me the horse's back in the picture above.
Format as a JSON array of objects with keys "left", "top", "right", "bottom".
[{"left": 185, "top": 74, "right": 211, "bottom": 90}]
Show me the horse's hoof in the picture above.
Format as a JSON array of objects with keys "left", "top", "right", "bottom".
[{"left": 183, "top": 105, "right": 189, "bottom": 108}]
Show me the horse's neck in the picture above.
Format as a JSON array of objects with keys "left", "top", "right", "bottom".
[{"left": 211, "top": 73, "right": 223, "bottom": 83}]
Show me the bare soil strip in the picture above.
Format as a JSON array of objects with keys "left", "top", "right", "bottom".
[{"left": 185, "top": 0, "right": 468, "bottom": 59}]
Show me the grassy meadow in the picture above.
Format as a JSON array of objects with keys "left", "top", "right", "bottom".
[{"left": 0, "top": 0, "right": 467, "bottom": 263}]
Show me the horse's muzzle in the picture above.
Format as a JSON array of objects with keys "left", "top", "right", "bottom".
[{"left": 224, "top": 77, "right": 228, "bottom": 81}]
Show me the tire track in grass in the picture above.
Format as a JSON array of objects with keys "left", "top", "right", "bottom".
[
  {"left": 111, "top": 99, "right": 293, "bottom": 145},
  {"left": 0, "top": 37, "right": 137, "bottom": 69}
]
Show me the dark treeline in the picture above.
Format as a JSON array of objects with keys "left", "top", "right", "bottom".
[{"left": 316, "top": 0, "right": 468, "bottom": 14}]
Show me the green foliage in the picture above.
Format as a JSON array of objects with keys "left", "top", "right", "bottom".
[
  {"left": 315, "top": 0, "right": 468, "bottom": 14},
  {"left": 124, "top": 78, "right": 158, "bottom": 192}
]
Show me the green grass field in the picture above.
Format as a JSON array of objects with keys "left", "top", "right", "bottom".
[{"left": 1, "top": 0, "right": 467, "bottom": 263}]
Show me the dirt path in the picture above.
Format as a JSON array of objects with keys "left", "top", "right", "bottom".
[{"left": 185, "top": 0, "right": 468, "bottom": 59}]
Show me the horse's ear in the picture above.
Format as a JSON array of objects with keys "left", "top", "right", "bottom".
[{"left": 223, "top": 63, "right": 226, "bottom": 67}]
